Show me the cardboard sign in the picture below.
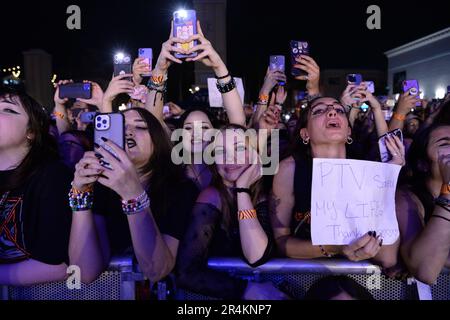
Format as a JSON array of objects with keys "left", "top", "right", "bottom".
[
  {"left": 311, "top": 158, "right": 401, "bottom": 245},
  {"left": 207, "top": 77, "right": 245, "bottom": 108}
]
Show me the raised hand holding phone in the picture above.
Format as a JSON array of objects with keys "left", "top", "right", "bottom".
[
  {"left": 260, "top": 68, "right": 287, "bottom": 96},
  {"left": 77, "top": 81, "right": 104, "bottom": 109},
  {"left": 153, "top": 22, "right": 187, "bottom": 76},
  {"left": 378, "top": 129, "right": 405, "bottom": 165},
  {"left": 185, "top": 21, "right": 227, "bottom": 75},
  {"left": 292, "top": 54, "right": 320, "bottom": 95},
  {"left": 94, "top": 137, "right": 144, "bottom": 201}
]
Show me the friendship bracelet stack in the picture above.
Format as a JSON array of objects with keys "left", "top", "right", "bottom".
[
  {"left": 68, "top": 183, "right": 94, "bottom": 212},
  {"left": 121, "top": 191, "right": 151, "bottom": 215},
  {"left": 238, "top": 209, "right": 257, "bottom": 220}
]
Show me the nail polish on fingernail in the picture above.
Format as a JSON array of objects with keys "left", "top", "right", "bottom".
[
  {"left": 380, "top": 239, "right": 383, "bottom": 247},
  {"left": 373, "top": 231, "right": 377, "bottom": 238},
  {"left": 94, "top": 143, "right": 100, "bottom": 149},
  {"left": 95, "top": 153, "right": 103, "bottom": 159},
  {"left": 368, "top": 231, "right": 373, "bottom": 236},
  {"left": 101, "top": 137, "right": 108, "bottom": 142}
]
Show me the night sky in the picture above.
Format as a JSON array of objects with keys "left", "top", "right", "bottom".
[{"left": 1, "top": 0, "right": 449, "bottom": 101}]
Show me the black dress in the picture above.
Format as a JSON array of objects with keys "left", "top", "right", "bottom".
[{"left": 176, "top": 200, "right": 274, "bottom": 299}]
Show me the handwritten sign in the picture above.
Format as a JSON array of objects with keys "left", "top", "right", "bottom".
[
  {"left": 207, "top": 77, "right": 245, "bottom": 108},
  {"left": 311, "top": 158, "right": 401, "bottom": 245}
]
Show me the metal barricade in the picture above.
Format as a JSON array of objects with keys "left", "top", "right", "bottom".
[
  {"left": 175, "top": 258, "right": 450, "bottom": 300},
  {"left": 1, "top": 255, "right": 137, "bottom": 300},
  {"left": 2, "top": 257, "right": 448, "bottom": 300}
]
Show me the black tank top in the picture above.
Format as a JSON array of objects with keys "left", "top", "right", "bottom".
[{"left": 291, "top": 155, "right": 313, "bottom": 240}]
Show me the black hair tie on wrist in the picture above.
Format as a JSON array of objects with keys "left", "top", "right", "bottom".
[
  {"left": 234, "top": 188, "right": 251, "bottom": 195},
  {"left": 215, "top": 73, "right": 230, "bottom": 80}
]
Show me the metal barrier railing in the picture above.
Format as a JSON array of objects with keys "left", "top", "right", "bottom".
[
  {"left": 1, "top": 257, "right": 448, "bottom": 300},
  {"left": 175, "top": 258, "right": 450, "bottom": 300}
]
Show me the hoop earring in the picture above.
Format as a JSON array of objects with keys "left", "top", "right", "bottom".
[
  {"left": 346, "top": 136, "right": 353, "bottom": 145},
  {"left": 302, "top": 137, "right": 310, "bottom": 145}
]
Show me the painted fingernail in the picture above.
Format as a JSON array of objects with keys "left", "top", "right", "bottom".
[
  {"left": 368, "top": 231, "right": 373, "bottom": 236},
  {"left": 101, "top": 137, "right": 108, "bottom": 142},
  {"left": 380, "top": 239, "right": 383, "bottom": 247},
  {"left": 373, "top": 231, "right": 377, "bottom": 238},
  {"left": 95, "top": 153, "right": 103, "bottom": 159},
  {"left": 94, "top": 143, "right": 100, "bottom": 149}
]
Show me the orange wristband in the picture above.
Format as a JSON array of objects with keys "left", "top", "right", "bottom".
[
  {"left": 53, "top": 111, "right": 65, "bottom": 120},
  {"left": 441, "top": 184, "right": 450, "bottom": 195},
  {"left": 258, "top": 94, "right": 269, "bottom": 104},
  {"left": 238, "top": 209, "right": 257, "bottom": 220},
  {"left": 392, "top": 112, "right": 406, "bottom": 121}
]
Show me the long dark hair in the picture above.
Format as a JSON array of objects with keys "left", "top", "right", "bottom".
[
  {"left": 209, "top": 124, "right": 264, "bottom": 232},
  {"left": 402, "top": 123, "right": 449, "bottom": 188},
  {"left": 0, "top": 86, "right": 58, "bottom": 193},
  {"left": 288, "top": 97, "right": 353, "bottom": 161},
  {"left": 123, "top": 108, "right": 185, "bottom": 220}
]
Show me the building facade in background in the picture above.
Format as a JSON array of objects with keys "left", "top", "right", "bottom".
[{"left": 385, "top": 27, "right": 450, "bottom": 100}]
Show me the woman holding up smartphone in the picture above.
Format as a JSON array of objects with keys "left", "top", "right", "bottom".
[
  {"left": 0, "top": 86, "right": 73, "bottom": 285},
  {"left": 176, "top": 124, "right": 288, "bottom": 300},
  {"left": 70, "top": 108, "right": 198, "bottom": 283},
  {"left": 141, "top": 21, "right": 246, "bottom": 192},
  {"left": 271, "top": 96, "right": 404, "bottom": 268}
]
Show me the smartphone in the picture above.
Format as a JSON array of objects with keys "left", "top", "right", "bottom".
[
  {"left": 360, "top": 102, "right": 370, "bottom": 113},
  {"left": 378, "top": 128, "right": 404, "bottom": 163},
  {"left": 402, "top": 80, "right": 421, "bottom": 107},
  {"left": 173, "top": 10, "right": 197, "bottom": 59},
  {"left": 366, "top": 81, "right": 375, "bottom": 94},
  {"left": 138, "top": 48, "right": 153, "bottom": 77},
  {"left": 94, "top": 113, "right": 125, "bottom": 166},
  {"left": 163, "top": 105, "right": 170, "bottom": 115},
  {"left": 290, "top": 40, "right": 310, "bottom": 77},
  {"left": 59, "top": 83, "right": 92, "bottom": 100},
  {"left": 80, "top": 111, "right": 97, "bottom": 124},
  {"left": 347, "top": 74, "right": 363, "bottom": 85},
  {"left": 269, "top": 55, "right": 285, "bottom": 85},
  {"left": 113, "top": 53, "right": 132, "bottom": 77}
]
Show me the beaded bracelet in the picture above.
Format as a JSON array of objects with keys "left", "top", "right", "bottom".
[
  {"left": 68, "top": 185, "right": 94, "bottom": 212},
  {"left": 238, "top": 209, "right": 257, "bottom": 220},
  {"left": 121, "top": 191, "right": 151, "bottom": 215}
]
